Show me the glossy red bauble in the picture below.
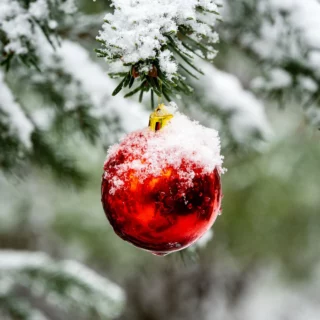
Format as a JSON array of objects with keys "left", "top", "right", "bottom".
[{"left": 101, "top": 132, "right": 222, "bottom": 256}]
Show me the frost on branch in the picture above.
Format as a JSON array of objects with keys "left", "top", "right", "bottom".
[
  {"left": 96, "top": 0, "right": 221, "bottom": 102},
  {"left": 0, "top": 0, "right": 76, "bottom": 69},
  {"left": 0, "top": 250, "right": 125, "bottom": 320}
]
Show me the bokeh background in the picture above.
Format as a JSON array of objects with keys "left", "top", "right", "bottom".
[{"left": 1, "top": 0, "right": 320, "bottom": 319}]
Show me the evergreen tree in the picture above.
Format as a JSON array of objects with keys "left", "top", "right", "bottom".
[{"left": 1, "top": 1, "right": 320, "bottom": 319}]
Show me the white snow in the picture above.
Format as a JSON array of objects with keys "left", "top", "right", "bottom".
[
  {"left": 56, "top": 40, "right": 149, "bottom": 135},
  {"left": 266, "top": 0, "right": 320, "bottom": 52},
  {"left": 1, "top": 17, "right": 149, "bottom": 151},
  {"left": 190, "top": 60, "right": 272, "bottom": 144},
  {"left": 0, "top": 250, "right": 125, "bottom": 317},
  {"left": 251, "top": 69, "right": 293, "bottom": 92},
  {"left": 59, "top": 0, "right": 77, "bottom": 14},
  {"left": 230, "top": 0, "right": 320, "bottom": 94},
  {"left": 242, "top": 0, "right": 320, "bottom": 62},
  {"left": 0, "top": 0, "right": 75, "bottom": 55},
  {"left": 29, "top": 0, "right": 49, "bottom": 20},
  {"left": 159, "top": 50, "right": 178, "bottom": 80},
  {"left": 297, "top": 76, "right": 318, "bottom": 93},
  {"left": 0, "top": 70, "right": 34, "bottom": 148},
  {"left": 0, "top": 0, "right": 33, "bottom": 55},
  {"left": 28, "top": 310, "right": 50, "bottom": 320},
  {"left": 221, "top": 0, "right": 320, "bottom": 124},
  {"left": 19, "top": 28, "right": 148, "bottom": 140},
  {"left": 97, "top": 0, "right": 220, "bottom": 80},
  {"left": 104, "top": 104, "right": 224, "bottom": 194},
  {"left": 60, "top": 260, "right": 125, "bottom": 303},
  {"left": 0, "top": 251, "right": 49, "bottom": 270}
]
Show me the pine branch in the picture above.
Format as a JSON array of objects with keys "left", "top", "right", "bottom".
[
  {"left": 0, "top": 250, "right": 125, "bottom": 320},
  {"left": 0, "top": 0, "right": 76, "bottom": 72},
  {"left": 96, "top": 0, "right": 221, "bottom": 105},
  {"left": 179, "top": 63, "right": 200, "bottom": 79},
  {"left": 31, "top": 130, "right": 87, "bottom": 187}
]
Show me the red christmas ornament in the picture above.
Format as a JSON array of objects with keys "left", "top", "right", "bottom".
[{"left": 101, "top": 104, "right": 223, "bottom": 255}]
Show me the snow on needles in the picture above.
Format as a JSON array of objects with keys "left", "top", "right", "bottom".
[
  {"left": 235, "top": 0, "right": 320, "bottom": 93},
  {"left": 0, "top": 250, "right": 125, "bottom": 318},
  {"left": 190, "top": 60, "right": 272, "bottom": 144},
  {"left": 253, "top": 0, "right": 320, "bottom": 64},
  {"left": 0, "top": 0, "right": 75, "bottom": 56},
  {"left": 56, "top": 40, "right": 149, "bottom": 134},
  {"left": 0, "top": 251, "right": 48, "bottom": 270},
  {"left": 105, "top": 105, "right": 224, "bottom": 194},
  {"left": 97, "top": 0, "right": 220, "bottom": 80},
  {"left": 0, "top": 70, "right": 34, "bottom": 148}
]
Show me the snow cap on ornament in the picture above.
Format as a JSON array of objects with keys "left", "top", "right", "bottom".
[{"left": 101, "top": 103, "right": 224, "bottom": 256}]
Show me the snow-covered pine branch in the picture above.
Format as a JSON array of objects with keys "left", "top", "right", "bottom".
[
  {"left": 187, "top": 61, "right": 272, "bottom": 149},
  {"left": 96, "top": 0, "right": 222, "bottom": 104},
  {"left": 0, "top": 250, "right": 125, "bottom": 320},
  {"left": 28, "top": 35, "right": 148, "bottom": 144},
  {"left": 1, "top": 36, "right": 148, "bottom": 180},
  {"left": 223, "top": 0, "right": 320, "bottom": 127},
  {"left": 0, "top": 0, "right": 76, "bottom": 69},
  {"left": 0, "top": 0, "right": 147, "bottom": 178},
  {"left": 0, "top": 70, "right": 34, "bottom": 170},
  {"left": 56, "top": 39, "right": 269, "bottom": 151},
  {"left": 53, "top": 41, "right": 149, "bottom": 140},
  {"left": 0, "top": 63, "right": 87, "bottom": 184}
]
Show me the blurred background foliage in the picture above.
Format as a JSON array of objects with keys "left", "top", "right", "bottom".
[{"left": 1, "top": 0, "right": 320, "bottom": 319}]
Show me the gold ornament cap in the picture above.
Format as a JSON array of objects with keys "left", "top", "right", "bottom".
[{"left": 149, "top": 104, "right": 174, "bottom": 131}]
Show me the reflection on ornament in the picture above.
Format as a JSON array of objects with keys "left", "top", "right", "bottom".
[{"left": 101, "top": 104, "right": 224, "bottom": 256}]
